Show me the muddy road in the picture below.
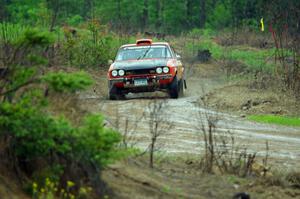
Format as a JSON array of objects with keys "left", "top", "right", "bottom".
[{"left": 79, "top": 65, "right": 300, "bottom": 169}]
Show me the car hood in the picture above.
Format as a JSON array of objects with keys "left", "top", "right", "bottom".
[{"left": 113, "top": 59, "right": 169, "bottom": 70}]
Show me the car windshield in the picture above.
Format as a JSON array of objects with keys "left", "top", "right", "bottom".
[{"left": 115, "top": 45, "right": 172, "bottom": 61}]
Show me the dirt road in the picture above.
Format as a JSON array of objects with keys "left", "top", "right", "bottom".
[{"left": 79, "top": 64, "right": 300, "bottom": 169}]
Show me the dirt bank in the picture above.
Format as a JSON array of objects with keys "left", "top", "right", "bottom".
[{"left": 102, "top": 157, "right": 300, "bottom": 199}]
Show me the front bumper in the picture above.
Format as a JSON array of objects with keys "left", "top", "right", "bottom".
[{"left": 109, "top": 74, "right": 173, "bottom": 92}]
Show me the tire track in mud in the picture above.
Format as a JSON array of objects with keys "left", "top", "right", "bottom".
[
  {"left": 78, "top": 66, "right": 300, "bottom": 168},
  {"left": 79, "top": 90, "right": 300, "bottom": 169}
]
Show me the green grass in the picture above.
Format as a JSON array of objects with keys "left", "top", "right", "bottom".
[
  {"left": 248, "top": 115, "right": 300, "bottom": 127},
  {"left": 184, "top": 37, "right": 281, "bottom": 73}
]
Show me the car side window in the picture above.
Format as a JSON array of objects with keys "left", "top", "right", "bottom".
[{"left": 169, "top": 47, "right": 176, "bottom": 58}]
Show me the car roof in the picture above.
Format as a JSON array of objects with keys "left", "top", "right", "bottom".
[{"left": 120, "top": 42, "right": 170, "bottom": 49}]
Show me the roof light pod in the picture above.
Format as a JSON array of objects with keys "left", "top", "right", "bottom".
[{"left": 136, "top": 39, "right": 152, "bottom": 46}]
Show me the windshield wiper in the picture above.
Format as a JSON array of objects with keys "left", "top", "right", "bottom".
[{"left": 137, "top": 45, "right": 152, "bottom": 60}]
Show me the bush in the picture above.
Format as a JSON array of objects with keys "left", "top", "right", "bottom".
[
  {"left": 74, "top": 114, "right": 122, "bottom": 165},
  {"left": 206, "top": 3, "right": 231, "bottom": 30},
  {"left": 43, "top": 71, "right": 94, "bottom": 93},
  {"left": 59, "top": 20, "right": 122, "bottom": 68},
  {"left": 0, "top": 23, "right": 30, "bottom": 43},
  {"left": 0, "top": 22, "right": 123, "bottom": 196},
  {"left": 184, "top": 33, "right": 276, "bottom": 73},
  {"left": 0, "top": 98, "right": 121, "bottom": 163},
  {"left": 0, "top": 97, "right": 122, "bottom": 196},
  {"left": 67, "top": 15, "right": 83, "bottom": 26}
]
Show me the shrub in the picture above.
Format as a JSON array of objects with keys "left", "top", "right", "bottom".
[
  {"left": 0, "top": 97, "right": 121, "bottom": 163},
  {"left": 43, "top": 71, "right": 94, "bottom": 93},
  {"left": 59, "top": 20, "right": 122, "bottom": 68},
  {"left": 0, "top": 22, "right": 123, "bottom": 197},
  {"left": 206, "top": 3, "right": 231, "bottom": 30},
  {"left": 67, "top": 15, "right": 83, "bottom": 26},
  {"left": 184, "top": 34, "right": 276, "bottom": 73},
  {"left": 0, "top": 97, "right": 122, "bottom": 195}
]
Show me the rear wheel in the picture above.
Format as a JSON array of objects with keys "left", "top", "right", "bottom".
[{"left": 169, "top": 76, "right": 179, "bottom": 99}]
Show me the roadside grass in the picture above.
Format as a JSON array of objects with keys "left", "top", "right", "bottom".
[
  {"left": 183, "top": 35, "right": 289, "bottom": 73},
  {"left": 248, "top": 115, "right": 300, "bottom": 127}
]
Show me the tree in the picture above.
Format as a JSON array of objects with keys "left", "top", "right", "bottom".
[
  {"left": 0, "top": 23, "right": 122, "bottom": 196},
  {"left": 0, "top": 0, "right": 10, "bottom": 21},
  {"left": 142, "top": 0, "right": 149, "bottom": 31},
  {"left": 147, "top": 99, "right": 173, "bottom": 168},
  {"left": 199, "top": 0, "right": 206, "bottom": 28},
  {"left": 83, "top": 0, "right": 94, "bottom": 19}
]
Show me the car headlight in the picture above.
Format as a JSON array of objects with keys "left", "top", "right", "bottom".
[
  {"left": 118, "top": 69, "right": 125, "bottom": 76},
  {"left": 163, "top": 67, "right": 169, "bottom": 73},
  {"left": 156, "top": 67, "right": 163, "bottom": 74},
  {"left": 111, "top": 70, "right": 118, "bottom": 77}
]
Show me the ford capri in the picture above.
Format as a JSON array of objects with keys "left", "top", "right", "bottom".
[{"left": 107, "top": 39, "right": 186, "bottom": 99}]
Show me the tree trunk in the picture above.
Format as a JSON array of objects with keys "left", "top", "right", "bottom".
[
  {"left": 83, "top": 0, "right": 93, "bottom": 19},
  {"left": 186, "top": 0, "right": 193, "bottom": 28},
  {"left": 141, "top": 0, "right": 148, "bottom": 32},
  {"left": 116, "top": 0, "right": 121, "bottom": 30},
  {"left": 155, "top": 0, "right": 161, "bottom": 31},
  {"left": 49, "top": 0, "right": 59, "bottom": 32},
  {"left": 199, "top": 0, "right": 206, "bottom": 28},
  {"left": 149, "top": 137, "right": 156, "bottom": 168}
]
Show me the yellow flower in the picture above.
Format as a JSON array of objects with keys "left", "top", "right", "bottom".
[
  {"left": 32, "top": 182, "right": 38, "bottom": 192},
  {"left": 260, "top": 18, "right": 265, "bottom": 32},
  {"left": 79, "top": 187, "right": 87, "bottom": 194},
  {"left": 32, "top": 182, "right": 38, "bottom": 189},
  {"left": 87, "top": 187, "right": 92, "bottom": 192},
  {"left": 45, "top": 178, "right": 50, "bottom": 186},
  {"left": 67, "top": 181, "right": 75, "bottom": 188}
]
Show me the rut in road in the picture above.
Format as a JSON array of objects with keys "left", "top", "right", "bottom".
[{"left": 79, "top": 86, "right": 300, "bottom": 169}]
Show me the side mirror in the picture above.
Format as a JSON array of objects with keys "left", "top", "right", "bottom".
[
  {"left": 176, "top": 54, "right": 181, "bottom": 59},
  {"left": 108, "top": 59, "right": 113, "bottom": 65}
]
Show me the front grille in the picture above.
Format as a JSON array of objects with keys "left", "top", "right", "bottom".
[{"left": 125, "top": 68, "right": 156, "bottom": 75}]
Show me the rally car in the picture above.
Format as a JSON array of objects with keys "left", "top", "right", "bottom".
[{"left": 107, "top": 39, "right": 186, "bottom": 100}]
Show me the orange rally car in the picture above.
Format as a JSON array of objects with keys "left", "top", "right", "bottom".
[{"left": 107, "top": 39, "right": 186, "bottom": 100}]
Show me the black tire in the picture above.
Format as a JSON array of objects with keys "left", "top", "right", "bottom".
[
  {"left": 169, "top": 76, "right": 179, "bottom": 99},
  {"left": 178, "top": 78, "right": 184, "bottom": 97},
  {"left": 108, "top": 81, "right": 123, "bottom": 100}
]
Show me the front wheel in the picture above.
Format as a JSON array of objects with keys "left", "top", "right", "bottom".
[
  {"left": 169, "top": 76, "right": 179, "bottom": 99},
  {"left": 178, "top": 78, "right": 185, "bottom": 97},
  {"left": 108, "top": 81, "right": 124, "bottom": 100}
]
